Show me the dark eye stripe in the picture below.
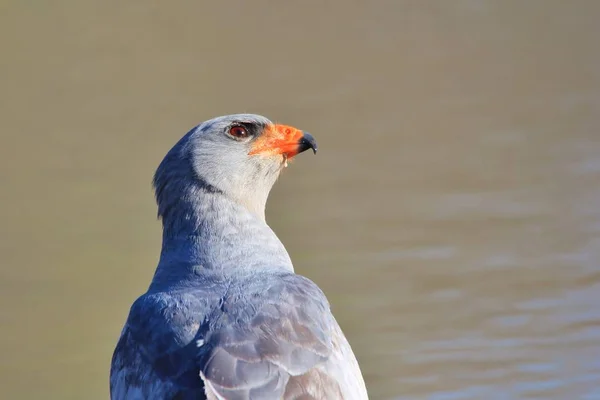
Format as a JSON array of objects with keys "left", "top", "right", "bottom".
[{"left": 230, "top": 121, "right": 266, "bottom": 138}]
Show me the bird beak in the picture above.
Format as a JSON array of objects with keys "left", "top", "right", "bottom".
[{"left": 248, "top": 124, "right": 318, "bottom": 158}]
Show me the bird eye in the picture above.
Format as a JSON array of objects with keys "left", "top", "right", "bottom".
[{"left": 228, "top": 125, "right": 250, "bottom": 139}]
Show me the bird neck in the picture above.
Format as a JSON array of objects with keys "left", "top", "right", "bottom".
[{"left": 150, "top": 183, "right": 294, "bottom": 289}]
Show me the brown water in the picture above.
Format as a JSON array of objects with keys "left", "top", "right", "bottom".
[{"left": 2, "top": 1, "right": 600, "bottom": 399}]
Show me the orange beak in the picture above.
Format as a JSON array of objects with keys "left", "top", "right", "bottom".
[{"left": 248, "top": 124, "right": 317, "bottom": 158}]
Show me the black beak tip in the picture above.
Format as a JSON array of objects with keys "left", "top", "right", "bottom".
[{"left": 299, "top": 132, "right": 318, "bottom": 155}]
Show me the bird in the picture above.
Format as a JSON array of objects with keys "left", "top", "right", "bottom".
[{"left": 110, "top": 114, "right": 369, "bottom": 399}]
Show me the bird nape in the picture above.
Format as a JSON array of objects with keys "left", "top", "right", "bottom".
[{"left": 110, "top": 114, "right": 369, "bottom": 400}]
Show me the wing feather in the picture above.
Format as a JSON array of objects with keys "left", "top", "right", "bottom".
[{"left": 198, "top": 273, "right": 345, "bottom": 399}]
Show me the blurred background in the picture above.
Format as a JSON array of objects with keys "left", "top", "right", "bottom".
[{"left": 1, "top": 1, "right": 600, "bottom": 399}]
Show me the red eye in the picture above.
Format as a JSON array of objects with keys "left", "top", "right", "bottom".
[{"left": 229, "top": 125, "right": 249, "bottom": 138}]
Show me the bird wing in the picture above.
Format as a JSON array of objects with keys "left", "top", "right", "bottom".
[
  {"left": 198, "top": 272, "right": 364, "bottom": 400},
  {"left": 111, "top": 273, "right": 367, "bottom": 400},
  {"left": 110, "top": 287, "right": 216, "bottom": 399}
]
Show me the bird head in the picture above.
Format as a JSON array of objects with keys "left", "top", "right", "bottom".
[{"left": 154, "top": 114, "right": 317, "bottom": 221}]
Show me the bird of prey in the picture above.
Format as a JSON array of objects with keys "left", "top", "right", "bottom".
[{"left": 110, "top": 114, "right": 369, "bottom": 399}]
